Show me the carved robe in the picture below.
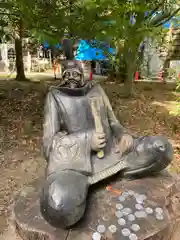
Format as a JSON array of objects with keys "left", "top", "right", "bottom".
[{"left": 43, "top": 83, "right": 129, "bottom": 184}]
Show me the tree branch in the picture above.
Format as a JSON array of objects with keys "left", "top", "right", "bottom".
[
  {"left": 0, "top": 12, "right": 20, "bottom": 16},
  {"left": 155, "top": 7, "right": 180, "bottom": 27},
  {"left": 145, "top": 1, "right": 165, "bottom": 20}
]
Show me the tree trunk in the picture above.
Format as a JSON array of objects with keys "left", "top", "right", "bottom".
[
  {"left": 15, "top": 20, "right": 26, "bottom": 81},
  {"left": 123, "top": 64, "right": 135, "bottom": 97},
  {"left": 163, "top": 58, "right": 170, "bottom": 80},
  {"left": 122, "top": 51, "right": 137, "bottom": 98}
]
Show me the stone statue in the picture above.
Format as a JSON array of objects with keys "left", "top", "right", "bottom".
[{"left": 40, "top": 60, "right": 173, "bottom": 229}]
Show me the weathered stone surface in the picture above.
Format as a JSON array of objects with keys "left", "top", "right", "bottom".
[{"left": 12, "top": 171, "right": 180, "bottom": 240}]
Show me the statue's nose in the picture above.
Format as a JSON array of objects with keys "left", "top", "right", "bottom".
[{"left": 153, "top": 140, "right": 166, "bottom": 152}]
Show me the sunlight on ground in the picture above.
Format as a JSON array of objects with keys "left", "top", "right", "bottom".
[
  {"left": 0, "top": 75, "right": 15, "bottom": 80},
  {"left": 0, "top": 73, "right": 54, "bottom": 82},
  {"left": 151, "top": 100, "right": 180, "bottom": 116}
]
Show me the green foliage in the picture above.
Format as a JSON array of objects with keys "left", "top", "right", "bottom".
[
  {"left": 0, "top": 0, "right": 20, "bottom": 41},
  {"left": 1, "top": 0, "right": 179, "bottom": 45}
]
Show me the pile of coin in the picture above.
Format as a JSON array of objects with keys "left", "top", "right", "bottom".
[{"left": 92, "top": 189, "right": 165, "bottom": 240}]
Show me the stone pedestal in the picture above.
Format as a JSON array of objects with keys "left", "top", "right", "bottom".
[{"left": 11, "top": 171, "right": 180, "bottom": 240}]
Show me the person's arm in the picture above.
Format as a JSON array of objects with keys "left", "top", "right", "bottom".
[{"left": 42, "top": 90, "right": 61, "bottom": 161}]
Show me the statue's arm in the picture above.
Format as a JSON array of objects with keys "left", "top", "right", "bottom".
[
  {"left": 43, "top": 90, "right": 60, "bottom": 161},
  {"left": 99, "top": 86, "right": 132, "bottom": 140}
]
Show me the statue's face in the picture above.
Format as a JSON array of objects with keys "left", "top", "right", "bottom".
[
  {"left": 61, "top": 61, "right": 85, "bottom": 89},
  {"left": 63, "top": 69, "right": 83, "bottom": 88}
]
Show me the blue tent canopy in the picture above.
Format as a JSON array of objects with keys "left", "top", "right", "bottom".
[
  {"left": 41, "top": 39, "right": 115, "bottom": 61},
  {"left": 42, "top": 41, "right": 61, "bottom": 49},
  {"left": 42, "top": 41, "right": 49, "bottom": 48},
  {"left": 75, "top": 40, "right": 115, "bottom": 61},
  {"left": 160, "top": 17, "right": 180, "bottom": 29}
]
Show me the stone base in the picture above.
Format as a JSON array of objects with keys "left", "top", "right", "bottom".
[{"left": 11, "top": 171, "right": 180, "bottom": 240}]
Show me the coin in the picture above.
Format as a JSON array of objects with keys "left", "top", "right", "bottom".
[
  {"left": 129, "top": 233, "right": 138, "bottom": 240},
  {"left": 118, "top": 218, "right": 126, "bottom": 226},
  {"left": 116, "top": 203, "right": 124, "bottom": 210},
  {"left": 119, "top": 196, "right": 126, "bottom": 202},
  {"left": 155, "top": 213, "right": 164, "bottom": 220},
  {"left": 115, "top": 210, "right": 123, "bottom": 218},
  {"left": 122, "top": 208, "right": 132, "bottom": 215},
  {"left": 135, "top": 197, "right": 144, "bottom": 204},
  {"left": 97, "top": 150, "right": 104, "bottom": 159},
  {"left": 155, "top": 207, "right": 163, "bottom": 214},
  {"left": 145, "top": 207, "right": 153, "bottom": 214},
  {"left": 135, "top": 211, "right": 147, "bottom": 218},
  {"left": 122, "top": 191, "right": 129, "bottom": 197},
  {"left": 135, "top": 194, "right": 147, "bottom": 204},
  {"left": 92, "top": 232, "right": 101, "bottom": 240},
  {"left": 135, "top": 204, "right": 143, "bottom": 210},
  {"left": 134, "top": 193, "right": 140, "bottom": 198},
  {"left": 131, "top": 224, "right": 140, "bottom": 232},
  {"left": 139, "top": 194, "right": 147, "bottom": 201},
  {"left": 108, "top": 225, "right": 117, "bottom": 233},
  {"left": 97, "top": 225, "right": 106, "bottom": 233},
  {"left": 122, "top": 228, "right": 131, "bottom": 237},
  {"left": 128, "top": 214, "right": 136, "bottom": 221}
]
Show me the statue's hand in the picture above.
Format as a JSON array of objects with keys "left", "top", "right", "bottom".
[
  {"left": 116, "top": 134, "right": 134, "bottom": 156},
  {"left": 91, "top": 131, "right": 106, "bottom": 152}
]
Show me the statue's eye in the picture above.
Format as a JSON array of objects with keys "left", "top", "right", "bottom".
[
  {"left": 72, "top": 71, "right": 79, "bottom": 78},
  {"left": 65, "top": 72, "right": 70, "bottom": 78}
]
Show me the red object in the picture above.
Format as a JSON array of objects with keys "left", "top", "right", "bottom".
[
  {"left": 178, "top": 73, "right": 180, "bottom": 79},
  {"left": 134, "top": 71, "right": 139, "bottom": 80},
  {"left": 106, "top": 185, "right": 122, "bottom": 194},
  {"left": 157, "top": 71, "right": 163, "bottom": 81},
  {"left": 106, "top": 186, "right": 112, "bottom": 191},
  {"left": 90, "top": 71, "right": 93, "bottom": 80}
]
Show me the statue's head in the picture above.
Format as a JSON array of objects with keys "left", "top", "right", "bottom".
[{"left": 61, "top": 60, "right": 85, "bottom": 89}]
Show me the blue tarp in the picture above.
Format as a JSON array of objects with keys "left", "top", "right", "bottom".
[
  {"left": 74, "top": 40, "right": 115, "bottom": 61},
  {"left": 42, "top": 41, "right": 61, "bottom": 49},
  {"left": 162, "top": 17, "right": 180, "bottom": 29},
  {"left": 42, "top": 40, "right": 115, "bottom": 60}
]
